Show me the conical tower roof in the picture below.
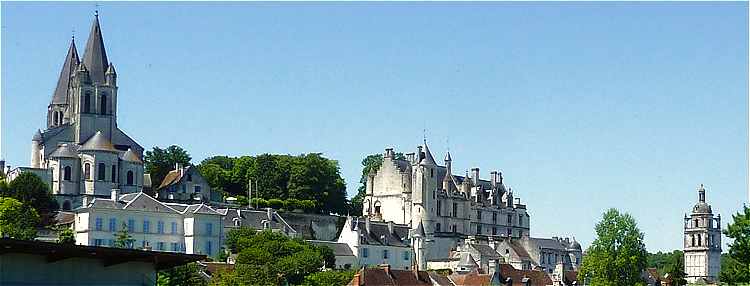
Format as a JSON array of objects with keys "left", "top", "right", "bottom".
[
  {"left": 80, "top": 131, "right": 118, "bottom": 152},
  {"left": 120, "top": 148, "right": 143, "bottom": 164},
  {"left": 51, "top": 38, "right": 79, "bottom": 105},
  {"left": 420, "top": 142, "right": 437, "bottom": 166},
  {"left": 82, "top": 13, "right": 109, "bottom": 84}
]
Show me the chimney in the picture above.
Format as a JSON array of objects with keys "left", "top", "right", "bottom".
[
  {"left": 498, "top": 171, "right": 503, "bottom": 185},
  {"left": 384, "top": 148, "right": 394, "bottom": 158},
  {"left": 490, "top": 171, "right": 497, "bottom": 188},
  {"left": 417, "top": 146, "right": 424, "bottom": 161},
  {"left": 406, "top": 153, "right": 415, "bottom": 163},
  {"left": 388, "top": 221, "right": 394, "bottom": 234},
  {"left": 472, "top": 168, "right": 480, "bottom": 184},
  {"left": 111, "top": 188, "right": 120, "bottom": 201},
  {"left": 365, "top": 216, "right": 371, "bottom": 234}
]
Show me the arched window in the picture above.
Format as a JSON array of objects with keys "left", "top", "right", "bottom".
[
  {"left": 98, "top": 163, "right": 106, "bottom": 181},
  {"left": 84, "top": 163, "right": 91, "bottom": 180},
  {"left": 374, "top": 201, "right": 381, "bottom": 214},
  {"left": 84, "top": 92, "right": 91, "bottom": 113},
  {"left": 127, "top": 171, "right": 134, "bottom": 185},
  {"left": 63, "top": 166, "right": 72, "bottom": 181},
  {"left": 435, "top": 223, "right": 441, "bottom": 232},
  {"left": 100, "top": 93, "right": 107, "bottom": 114},
  {"left": 62, "top": 201, "right": 71, "bottom": 211}
]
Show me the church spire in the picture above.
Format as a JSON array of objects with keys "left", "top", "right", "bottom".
[
  {"left": 82, "top": 12, "right": 109, "bottom": 84},
  {"left": 51, "top": 37, "right": 79, "bottom": 105}
]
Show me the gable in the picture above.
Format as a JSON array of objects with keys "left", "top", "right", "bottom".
[{"left": 123, "top": 193, "right": 179, "bottom": 214}]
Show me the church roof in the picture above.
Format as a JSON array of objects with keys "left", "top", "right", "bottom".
[
  {"left": 51, "top": 38, "right": 79, "bottom": 105},
  {"left": 80, "top": 131, "right": 118, "bottom": 152},
  {"left": 49, "top": 144, "right": 79, "bottom": 158},
  {"left": 82, "top": 14, "right": 109, "bottom": 84},
  {"left": 120, "top": 148, "right": 143, "bottom": 164}
]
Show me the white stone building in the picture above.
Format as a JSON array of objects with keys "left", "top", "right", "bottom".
[
  {"left": 74, "top": 191, "right": 223, "bottom": 257},
  {"left": 684, "top": 184, "right": 722, "bottom": 283},
  {"left": 337, "top": 216, "right": 414, "bottom": 270},
  {"left": 363, "top": 143, "right": 530, "bottom": 264},
  {"left": 21, "top": 14, "right": 144, "bottom": 210}
]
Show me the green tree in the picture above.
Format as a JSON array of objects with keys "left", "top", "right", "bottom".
[
  {"left": 578, "top": 208, "right": 647, "bottom": 286},
  {"left": 0, "top": 197, "right": 40, "bottom": 240},
  {"left": 113, "top": 223, "right": 135, "bottom": 248},
  {"left": 646, "top": 250, "right": 685, "bottom": 285},
  {"left": 4, "top": 172, "right": 57, "bottom": 218},
  {"left": 158, "top": 263, "right": 206, "bottom": 286},
  {"left": 720, "top": 205, "right": 750, "bottom": 284},
  {"left": 144, "top": 145, "right": 192, "bottom": 190},
  {"left": 301, "top": 270, "right": 356, "bottom": 286},
  {"left": 57, "top": 227, "right": 75, "bottom": 244}
]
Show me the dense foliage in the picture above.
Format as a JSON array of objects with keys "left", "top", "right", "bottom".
[
  {"left": 720, "top": 205, "right": 750, "bottom": 284},
  {"left": 144, "top": 145, "right": 192, "bottom": 191},
  {"left": 57, "top": 227, "right": 75, "bottom": 244},
  {"left": 350, "top": 153, "right": 404, "bottom": 215},
  {"left": 300, "top": 270, "right": 356, "bottom": 286},
  {"left": 198, "top": 153, "right": 348, "bottom": 215},
  {"left": 211, "top": 227, "right": 337, "bottom": 286},
  {"left": 646, "top": 250, "right": 685, "bottom": 285},
  {"left": 113, "top": 223, "right": 135, "bottom": 249},
  {"left": 578, "top": 208, "right": 647, "bottom": 286},
  {"left": 157, "top": 263, "right": 207, "bottom": 286},
  {"left": 0, "top": 197, "right": 40, "bottom": 240},
  {"left": 2, "top": 172, "right": 57, "bottom": 222}
]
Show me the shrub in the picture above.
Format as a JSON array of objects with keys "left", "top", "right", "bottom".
[{"left": 268, "top": 199, "right": 284, "bottom": 210}]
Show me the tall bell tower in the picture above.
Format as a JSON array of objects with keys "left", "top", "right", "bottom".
[{"left": 683, "top": 184, "right": 722, "bottom": 283}]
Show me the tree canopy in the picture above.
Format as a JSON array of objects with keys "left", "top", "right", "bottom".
[
  {"left": 144, "top": 145, "right": 192, "bottom": 191},
  {"left": 578, "top": 208, "right": 647, "bottom": 286},
  {"left": 720, "top": 205, "right": 750, "bottom": 284},
  {"left": 0, "top": 197, "right": 40, "bottom": 240},
  {"left": 198, "top": 153, "right": 348, "bottom": 215},
  {"left": 3, "top": 172, "right": 57, "bottom": 219},
  {"left": 211, "top": 227, "right": 336, "bottom": 286},
  {"left": 646, "top": 250, "right": 685, "bottom": 285}
]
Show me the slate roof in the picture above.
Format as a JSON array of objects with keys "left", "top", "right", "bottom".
[
  {"left": 80, "top": 131, "right": 118, "bottom": 152},
  {"left": 120, "top": 148, "right": 142, "bottom": 163},
  {"left": 219, "top": 209, "right": 296, "bottom": 234},
  {"left": 184, "top": 204, "right": 221, "bottom": 215},
  {"left": 51, "top": 38, "right": 79, "bottom": 105},
  {"left": 307, "top": 240, "right": 355, "bottom": 257},
  {"left": 470, "top": 244, "right": 501, "bottom": 259},
  {"left": 82, "top": 14, "right": 109, "bottom": 84},
  {"left": 508, "top": 240, "right": 532, "bottom": 260},
  {"left": 420, "top": 143, "right": 437, "bottom": 166},
  {"left": 49, "top": 144, "right": 79, "bottom": 158},
  {"left": 531, "top": 238, "right": 566, "bottom": 251},
  {"left": 355, "top": 220, "right": 410, "bottom": 247},
  {"left": 458, "top": 253, "right": 478, "bottom": 269},
  {"left": 498, "top": 264, "right": 553, "bottom": 286}
]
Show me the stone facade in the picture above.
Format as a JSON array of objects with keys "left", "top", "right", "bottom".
[
  {"left": 684, "top": 184, "right": 722, "bottom": 283},
  {"left": 23, "top": 14, "right": 144, "bottom": 210},
  {"left": 337, "top": 216, "right": 414, "bottom": 270},
  {"left": 363, "top": 143, "right": 530, "bottom": 264}
]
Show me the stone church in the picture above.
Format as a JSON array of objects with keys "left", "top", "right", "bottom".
[
  {"left": 27, "top": 14, "right": 145, "bottom": 210},
  {"left": 362, "top": 143, "right": 532, "bottom": 262},
  {"left": 684, "top": 184, "right": 722, "bottom": 283}
]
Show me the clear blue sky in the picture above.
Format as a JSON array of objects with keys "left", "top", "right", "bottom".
[{"left": 1, "top": 2, "right": 747, "bottom": 252}]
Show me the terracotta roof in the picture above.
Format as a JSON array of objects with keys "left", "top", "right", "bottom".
[
  {"left": 353, "top": 267, "right": 432, "bottom": 286},
  {"left": 498, "top": 264, "right": 552, "bottom": 286},
  {"left": 80, "top": 131, "right": 118, "bottom": 152},
  {"left": 564, "top": 271, "right": 578, "bottom": 284},
  {"left": 449, "top": 272, "right": 492, "bottom": 286},
  {"left": 427, "top": 272, "right": 454, "bottom": 286}
]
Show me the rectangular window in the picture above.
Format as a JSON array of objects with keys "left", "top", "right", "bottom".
[
  {"left": 519, "top": 214, "right": 523, "bottom": 226},
  {"left": 362, "top": 248, "right": 369, "bottom": 258},
  {"left": 143, "top": 220, "right": 151, "bottom": 234},
  {"left": 452, "top": 225, "right": 457, "bottom": 233},
  {"left": 492, "top": 212, "right": 497, "bottom": 223},
  {"left": 206, "top": 223, "right": 213, "bottom": 236},
  {"left": 507, "top": 214, "right": 513, "bottom": 225},
  {"left": 94, "top": 239, "right": 103, "bottom": 246},
  {"left": 157, "top": 221, "right": 165, "bottom": 234},
  {"left": 171, "top": 222, "right": 177, "bottom": 234},
  {"left": 436, "top": 200, "right": 442, "bottom": 216},
  {"left": 195, "top": 186, "right": 201, "bottom": 193},
  {"left": 507, "top": 228, "right": 512, "bottom": 236},
  {"left": 403, "top": 251, "right": 410, "bottom": 261},
  {"left": 128, "top": 219, "right": 135, "bottom": 232},
  {"left": 95, "top": 217, "right": 103, "bottom": 231},
  {"left": 492, "top": 227, "right": 497, "bottom": 235},
  {"left": 109, "top": 218, "right": 116, "bottom": 232},
  {"left": 206, "top": 241, "right": 213, "bottom": 256},
  {"left": 476, "top": 225, "right": 482, "bottom": 234},
  {"left": 383, "top": 249, "right": 389, "bottom": 259},
  {"left": 477, "top": 210, "right": 482, "bottom": 220},
  {"left": 108, "top": 239, "right": 115, "bottom": 247},
  {"left": 452, "top": 203, "right": 458, "bottom": 218},
  {"left": 157, "top": 242, "right": 165, "bottom": 251},
  {"left": 171, "top": 242, "right": 179, "bottom": 252}
]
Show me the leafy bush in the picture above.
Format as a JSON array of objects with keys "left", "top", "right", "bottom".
[{"left": 268, "top": 199, "right": 284, "bottom": 210}]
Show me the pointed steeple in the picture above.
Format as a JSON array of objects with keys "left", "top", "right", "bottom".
[
  {"left": 82, "top": 12, "right": 109, "bottom": 84},
  {"left": 420, "top": 142, "right": 437, "bottom": 166},
  {"left": 51, "top": 37, "right": 79, "bottom": 105}
]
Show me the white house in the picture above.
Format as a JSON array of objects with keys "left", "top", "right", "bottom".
[
  {"left": 74, "top": 191, "right": 223, "bottom": 257},
  {"left": 337, "top": 216, "right": 413, "bottom": 270}
]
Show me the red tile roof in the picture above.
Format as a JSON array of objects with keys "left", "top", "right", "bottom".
[{"left": 349, "top": 266, "right": 432, "bottom": 286}]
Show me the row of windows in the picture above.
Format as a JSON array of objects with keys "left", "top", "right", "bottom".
[
  {"left": 361, "top": 248, "right": 410, "bottom": 261},
  {"left": 81, "top": 92, "right": 111, "bottom": 115},
  {"left": 94, "top": 217, "right": 209, "bottom": 235},
  {"left": 63, "top": 163, "right": 135, "bottom": 185},
  {"left": 93, "top": 239, "right": 186, "bottom": 253}
]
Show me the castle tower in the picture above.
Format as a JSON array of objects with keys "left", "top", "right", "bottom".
[
  {"left": 684, "top": 184, "right": 722, "bottom": 283},
  {"left": 412, "top": 142, "right": 438, "bottom": 231}
]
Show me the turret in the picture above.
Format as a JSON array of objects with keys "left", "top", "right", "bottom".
[
  {"left": 31, "top": 130, "right": 43, "bottom": 168},
  {"left": 105, "top": 63, "right": 116, "bottom": 86},
  {"left": 443, "top": 152, "right": 452, "bottom": 191}
]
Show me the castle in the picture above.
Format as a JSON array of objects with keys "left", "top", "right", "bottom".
[{"left": 26, "top": 13, "right": 145, "bottom": 210}]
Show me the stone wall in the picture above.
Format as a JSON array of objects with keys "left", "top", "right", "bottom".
[{"left": 279, "top": 212, "right": 344, "bottom": 241}]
